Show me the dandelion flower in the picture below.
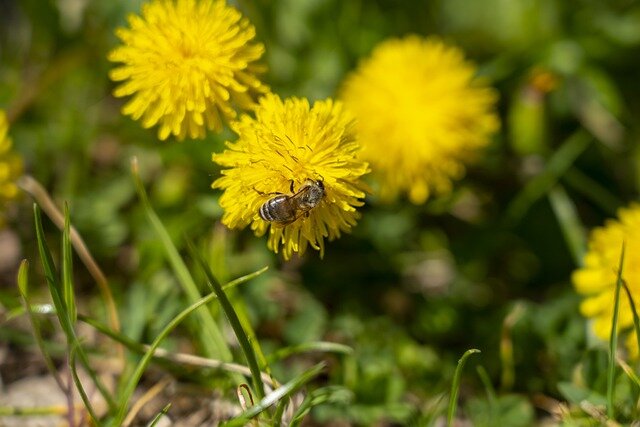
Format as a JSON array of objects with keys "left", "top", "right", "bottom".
[
  {"left": 0, "top": 111, "right": 23, "bottom": 225},
  {"left": 212, "top": 94, "right": 369, "bottom": 260},
  {"left": 340, "top": 36, "right": 499, "bottom": 204},
  {"left": 572, "top": 203, "right": 640, "bottom": 358},
  {"left": 108, "top": 0, "right": 269, "bottom": 141}
]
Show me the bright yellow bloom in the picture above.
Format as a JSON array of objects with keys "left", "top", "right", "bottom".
[
  {"left": 0, "top": 111, "right": 23, "bottom": 225},
  {"left": 108, "top": 0, "right": 268, "bottom": 141},
  {"left": 572, "top": 203, "right": 640, "bottom": 358},
  {"left": 212, "top": 94, "right": 369, "bottom": 260},
  {"left": 340, "top": 36, "right": 499, "bottom": 204}
]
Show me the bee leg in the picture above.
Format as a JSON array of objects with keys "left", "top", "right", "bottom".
[{"left": 254, "top": 187, "right": 283, "bottom": 196}]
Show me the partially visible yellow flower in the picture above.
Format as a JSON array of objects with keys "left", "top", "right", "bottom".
[
  {"left": 572, "top": 203, "right": 640, "bottom": 358},
  {"left": 340, "top": 36, "right": 499, "bottom": 204},
  {"left": 108, "top": 0, "right": 269, "bottom": 141},
  {"left": 212, "top": 94, "right": 369, "bottom": 260},
  {"left": 0, "top": 111, "right": 23, "bottom": 224}
]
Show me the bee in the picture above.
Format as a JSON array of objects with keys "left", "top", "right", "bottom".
[{"left": 259, "top": 179, "right": 325, "bottom": 226}]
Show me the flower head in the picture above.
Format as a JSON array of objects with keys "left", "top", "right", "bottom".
[
  {"left": 212, "top": 94, "right": 369, "bottom": 259},
  {"left": 572, "top": 203, "right": 640, "bottom": 358},
  {"left": 0, "top": 111, "right": 23, "bottom": 225},
  {"left": 340, "top": 36, "right": 499, "bottom": 204},
  {"left": 108, "top": 0, "right": 269, "bottom": 141}
]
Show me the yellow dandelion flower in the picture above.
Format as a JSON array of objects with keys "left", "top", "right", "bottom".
[
  {"left": 212, "top": 94, "right": 369, "bottom": 260},
  {"left": 340, "top": 35, "right": 500, "bottom": 204},
  {"left": 0, "top": 111, "right": 23, "bottom": 224},
  {"left": 572, "top": 203, "right": 640, "bottom": 358},
  {"left": 108, "top": 0, "right": 269, "bottom": 141}
]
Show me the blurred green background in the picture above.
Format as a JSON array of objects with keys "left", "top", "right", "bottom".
[{"left": 2, "top": 0, "right": 640, "bottom": 424}]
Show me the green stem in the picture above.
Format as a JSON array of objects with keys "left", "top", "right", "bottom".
[
  {"left": 607, "top": 243, "right": 625, "bottom": 420},
  {"left": 131, "top": 158, "right": 231, "bottom": 361},
  {"left": 447, "top": 349, "right": 481, "bottom": 427}
]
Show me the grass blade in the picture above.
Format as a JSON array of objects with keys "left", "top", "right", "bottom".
[
  {"left": 62, "top": 203, "right": 77, "bottom": 324},
  {"left": 147, "top": 404, "right": 171, "bottom": 427},
  {"left": 34, "top": 204, "right": 117, "bottom": 412},
  {"left": 111, "top": 266, "right": 267, "bottom": 426},
  {"left": 188, "top": 241, "right": 266, "bottom": 400},
  {"left": 112, "top": 290, "right": 220, "bottom": 425},
  {"left": 17, "top": 260, "right": 66, "bottom": 392},
  {"left": 267, "top": 341, "right": 353, "bottom": 364},
  {"left": 447, "top": 349, "right": 481, "bottom": 427},
  {"left": 33, "top": 204, "right": 64, "bottom": 324},
  {"left": 617, "top": 357, "right": 640, "bottom": 389},
  {"left": 223, "top": 362, "right": 326, "bottom": 427},
  {"left": 548, "top": 186, "right": 586, "bottom": 266},
  {"left": 131, "top": 157, "right": 230, "bottom": 362},
  {"left": 69, "top": 345, "right": 101, "bottom": 426},
  {"left": 607, "top": 242, "right": 625, "bottom": 420},
  {"left": 289, "top": 386, "right": 354, "bottom": 427},
  {"left": 505, "top": 130, "right": 591, "bottom": 226},
  {"left": 621, "top": 281, "right": 640, "bottom": 363},
  {"left": 563, "top": 168, "right": 621, "bottom": 216}
]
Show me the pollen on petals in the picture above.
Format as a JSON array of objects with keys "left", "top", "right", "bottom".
[
  {"left": 340, "top": 35, "right": 499, "bottom": 204},
  {"left": 108, "top": 0, "right": 269, "bottom": 141},
  {"left": 212, "top": 94, "right": 369, "bottom": 260}
]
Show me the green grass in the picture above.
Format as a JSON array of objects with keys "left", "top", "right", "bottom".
[{"left": 4, "top": 0, "right": 640, "bottom": 425}]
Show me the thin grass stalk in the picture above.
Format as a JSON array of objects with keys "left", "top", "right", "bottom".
[
  {"left": 267, "top": 341, "right": 353, "bottom": 363},
  {"left": 607, "top": 242, "right": 625, "bottom": 420},
  {"left": 33, "top": 204, "right": 117, "bottom": 412},
  {"left": 62, "top": 203, "right": 77, "bottom": 324},
  {"left": 17, "top": 260, "right": 66, "bottom": 392},
  {"left": 188, "top": 241, "right": 266, "bottom": 400},
  {"left": 209, "top": 227, "right": 274, "bottom": 381},
  {"left": 18, "top": 175, "right": 121, "bottom": 341},
  {"left": 621, "top": 281, "right": 640, "bottom": 360},
  {"left": 69, "top": 345, "right": 101, "bottom": 426},
  {"left": 130, "top": 157, "right": 231, "bottom": 361},
  {"left": 0, "top": 406, "right": 74, "bottom": 416},
  {"left": 447, "top": 349, "right": 481, "bottom": 427},
  {"left": 223, "top": 363, "right": 326, "bottom": 427},
  {"left": 289, "top": 386, "right": 354, "bottom": 427},
  {"left": 563, "top": 168, "right": 621, "bottom": 216},
  {"left": 147, "top": 404, "right": 171, "bottom": 427},
  {"left": 80, "top": 314, "right": 278, "bottom": 387},
  {"left": 111, "top": 267, "right": 268, "bottom": 427},
  {"left": 548, "top": 186, "right": 586, "bottom": 266},
  {"left": 504, "top": 130, "right": 591, "bottom": 226},
  {"left": 112, "top": 289, "right": 223, "bottom": 426}
]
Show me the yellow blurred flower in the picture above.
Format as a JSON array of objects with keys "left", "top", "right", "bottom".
[
  {"left": 0, "top": 111, "right": 23, "bottom": 224},
  {"left": 108, "top": 0, "right": 268, "bottom": 141},
  {"left": 572, "top": 203, "right": 640, "bottom": 358},
  {"left": 212, "top": 94, "right": 369, "bottom": 260},
  {"left": 340, "top": 36, "right": 499, "bottom": 204}
]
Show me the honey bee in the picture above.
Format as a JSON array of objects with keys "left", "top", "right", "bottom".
[{"left": 259, "top": 179, "right": 325, "bottom": 225}]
